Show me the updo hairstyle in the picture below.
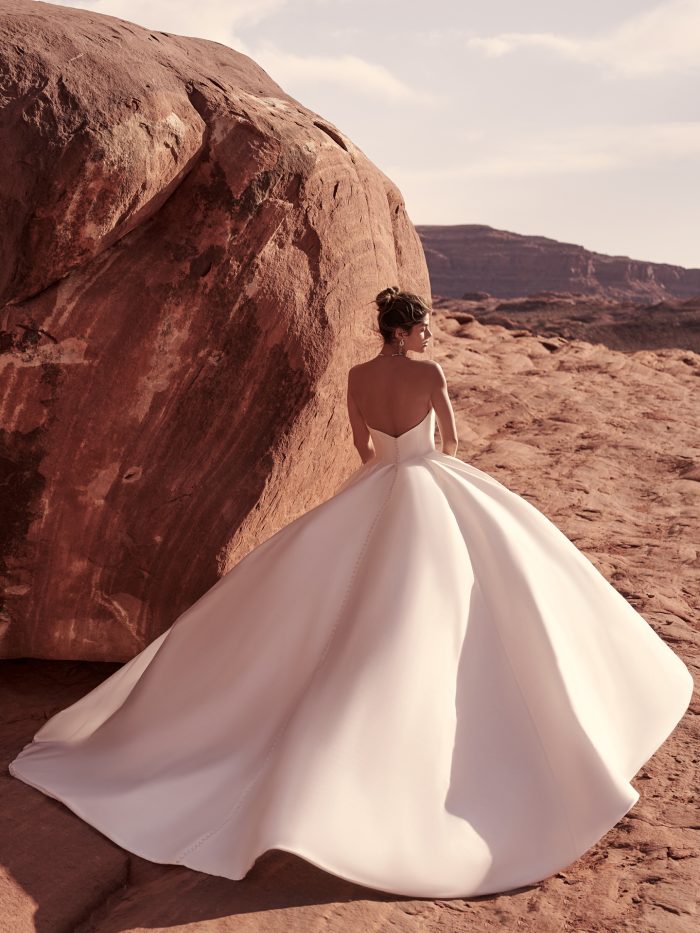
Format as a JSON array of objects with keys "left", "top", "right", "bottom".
[{"left": 375, "top": 287, "right": 431, "bottom": 343}]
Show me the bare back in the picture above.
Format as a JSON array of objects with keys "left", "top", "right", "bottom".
[
  {"left": 347, "top": 356, "right": 458, "bottom": 457},
  {"left": 350, "top": 357, "right": 434, "bottom": 435}
]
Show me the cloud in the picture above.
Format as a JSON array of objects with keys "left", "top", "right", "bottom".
[
  {"left": 40, "top": 1, "right": 433, "bottom": 104},
  {"left": 250, "top": 42, "right": 440, "bottom": 104},
  {"left": 38, "top": 0, "right": 288, "bottom": 48},
  {"left": 466, "top": 0, "right": 700, "bottom": 76},
  {"left": 386, "top": 121, "right": 700, "bottom": 180}
]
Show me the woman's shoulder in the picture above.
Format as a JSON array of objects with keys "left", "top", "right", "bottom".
[
  {"left": 350, "top": 357, "right": 439, "bottom": 375},
  {"left": 349, "top": 359, "right": 441, "bottom": 393}
]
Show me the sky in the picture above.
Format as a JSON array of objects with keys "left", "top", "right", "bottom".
[{"left": 41, "top": 0, "right": 700, "bottom": 268}]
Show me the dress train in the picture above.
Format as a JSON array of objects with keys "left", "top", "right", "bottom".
[{"left": 9, "top": 409, "right": 693, "bottom": 897}]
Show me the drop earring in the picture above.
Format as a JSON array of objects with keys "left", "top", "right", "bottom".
[{"left": 389, "top": 332, "right": 406, "bottom": 357}]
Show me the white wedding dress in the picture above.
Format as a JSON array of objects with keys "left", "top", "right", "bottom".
[{"left": 9, "top": 408, "right": 694, "bottom": 898}]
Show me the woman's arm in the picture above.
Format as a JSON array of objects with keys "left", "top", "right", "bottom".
[
  {"left": 429, "top": 362, "right": 459, "bottom": 456},
  {"left": 347, "top": 368, "right": 375, "bottom": 464}
]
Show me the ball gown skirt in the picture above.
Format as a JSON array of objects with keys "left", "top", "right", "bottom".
[{"left": 9, "top": 408, "right": 694, "bottom": 898}]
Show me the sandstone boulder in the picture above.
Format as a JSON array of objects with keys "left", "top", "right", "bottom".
[{"left": 0, "top": 0, "right": 429, "bottom": 660}]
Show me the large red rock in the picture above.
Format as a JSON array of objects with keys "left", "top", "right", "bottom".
[{"left": 0, "top": 0, "right": 429, "bottom": 660}]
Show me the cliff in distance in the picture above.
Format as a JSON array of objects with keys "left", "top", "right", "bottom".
[{"left": 416, "top": 224, "right": 700, "bottom": 302}]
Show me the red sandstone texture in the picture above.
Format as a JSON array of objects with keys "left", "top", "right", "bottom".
[
  {"left": 2, "top": 309, "right": 698, "bottom": 930},
  {"left": 417, "top": 224, "right": 700, "bottom": 302},
  {"left": 0, "top": 0, "right": 428, "bottom": 661}
]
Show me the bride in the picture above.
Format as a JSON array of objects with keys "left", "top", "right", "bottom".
[
  {"left": 346, "top": 286, "right": 457, "bottom": 459},
  {"left": 9, "top": 286, "right": 694, "bottom": 899}
]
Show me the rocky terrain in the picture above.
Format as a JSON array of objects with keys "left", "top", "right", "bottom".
[
  {"left": 0, "top": 0, "right": 427, "bottom": 661},
  {"left": 417, "top": 224, "right": 700, "bottom": 303},
  {"left": 3, "top": 308, "right": 698, "bottom": 932},
  {"left": 432, "top": 293, "right": 700, "bottom": 355}
]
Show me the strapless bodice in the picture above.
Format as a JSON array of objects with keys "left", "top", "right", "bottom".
[{"left": 368, "top": 408, "right": 436, "bottom": 462}]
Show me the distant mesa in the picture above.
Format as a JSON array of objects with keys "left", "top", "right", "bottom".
[
  {"left": 417, "top": 223, "right": 700, "bottom": 303},
  {"left": 429, "top": 233, "right": 700, "bottom": 354}
]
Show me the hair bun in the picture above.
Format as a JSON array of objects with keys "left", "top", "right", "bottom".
[
  {"left": 375, "top": 286, "right": 400, "bottom": 312},
  {"left": 374, "top": 287, "right": 431, "bottom": 344}
]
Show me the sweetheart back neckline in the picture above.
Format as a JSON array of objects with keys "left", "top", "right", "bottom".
[{"left": 367, "top": 408, "right": 433, "bottom": 439}]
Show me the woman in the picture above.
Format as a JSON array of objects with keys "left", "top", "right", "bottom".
[
  {"left": 346, "top": 286, "right": 458, "bottom": 461},
  {"left": 9, "top": 287, "right": 694, "bottom": 899}
]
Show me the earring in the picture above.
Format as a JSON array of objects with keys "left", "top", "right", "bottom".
[{"left": 399, "top": 336, "right": 405, "bottom": 353}]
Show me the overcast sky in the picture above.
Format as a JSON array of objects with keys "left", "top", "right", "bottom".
[{"left": 43, "top": 0, "right": 700, "bottom": 268}]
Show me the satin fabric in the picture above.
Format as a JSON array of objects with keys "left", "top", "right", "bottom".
[{"left": 9, "top": 408, "right": 694, "bottom": 897}]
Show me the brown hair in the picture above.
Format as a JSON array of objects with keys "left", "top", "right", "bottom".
[{"left": 374, "top": 286, "right": 431, "bottom": 343}]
